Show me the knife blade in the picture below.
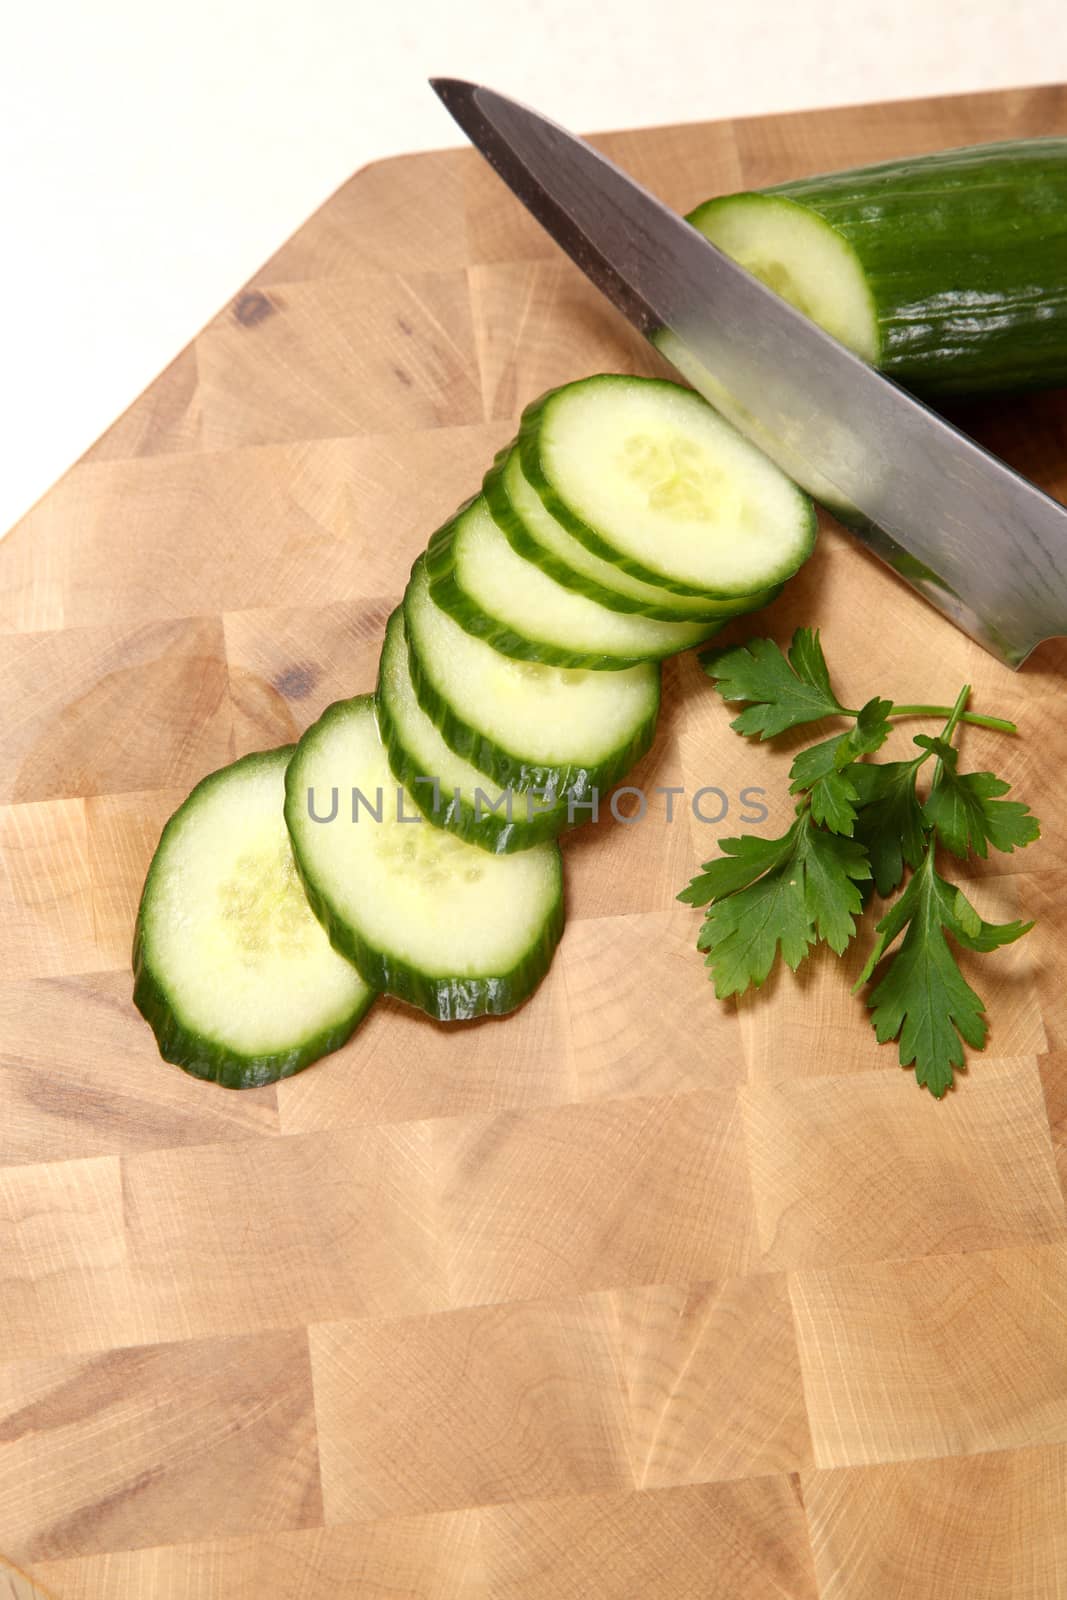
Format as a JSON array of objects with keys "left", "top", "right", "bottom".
[{"left": 431, "top": 78, "right": 1067, "bottom": 667}]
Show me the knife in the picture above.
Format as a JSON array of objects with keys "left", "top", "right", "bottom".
[{"left": 431, "top": 78, "right": 1067, "bottom": 668}]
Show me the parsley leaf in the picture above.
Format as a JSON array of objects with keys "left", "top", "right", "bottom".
[
  {"left": 800, "top": 824, "right": 872, "bottom": 952},
  {"left": 676, "top": 830, "right": 796, "bottom": 906},
  {"left": 855, "top": 850, "right": 1033, "bottom": 1096},
  {"left": 849, "top": 756, "right": 928, "bottom": 896},
  {"left": 679, "top": 812, "right": 870, "bottom": 997},
  {"left": 920, "top": 737, "right": 1041, "bottom": 860},
  {"left": 694, "top": 841, "right": 814, "bottom": 998},
  {"left": 700, "top": 628, "right": 847, "bottom": 738},
  {"left": 851, "top": 696, "right": 896, "bottom": 756},
  {"left": 788, "top": 697, "right": 893, "bottom": 834},
  {"left": 684, "top": 630, "right": 1039, "bottom": 1095},
  {"left": 790, "top": 737, "right": 861, "bottom": 833}
]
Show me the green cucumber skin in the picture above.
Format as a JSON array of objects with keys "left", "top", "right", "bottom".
[
  {"left": 133, "top": 748, "right": 375, "bottom": 1090},
  {"left": 133, "top": 923, "right": 373, "bottom": 1089},
  {"left": 374, "top": 638, "right": 570, "bottom": 855},
  {"left": 518, "top": 378, "right": 817, "bottom": 600},
  {"left": 402, "top": 572, "right": 661, "bottom": 800},
  {"left": 693, "top": 139, "right": 1067, "bottom": 398},
  {"left": 482, "top": 450, "right": 775, "bottom": 623},
  {"left": 424, "top": 507, "right": 722, "bottom": 670},
  {"left": 284, "top": 699, "right": 565, "bottom": 1021}
]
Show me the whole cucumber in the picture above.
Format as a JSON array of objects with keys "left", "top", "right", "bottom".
[{"left": 689, "top": 139, "right": 1067, "bottom": 398}]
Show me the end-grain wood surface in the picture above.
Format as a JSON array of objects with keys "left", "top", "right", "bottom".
[
  {"left": 3, "top": 84, "right": 1067, "bottom": 1599},
  {"left": 0, "top": 1557, "right": 54, "bottom": 1600}
]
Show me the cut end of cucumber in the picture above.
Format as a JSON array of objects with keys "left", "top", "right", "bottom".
[
  {"left": 403, "top": 554, "right": 661, "bottom": 793},
  {"left": 135, "top": 748, "right": 374, "bottom": 1087},
  {"left": 494, "top": 446, "right": 770, "bottom": 621},
  {"left": 216, "top": 842, "right": 318, "bottom": 959},
  {"left": 377, "top": 607, "right": 573, "bottom": 852},
  {"left": 651, "top": 329, "right": 863, "bottom": 519},
  {"left": 428, "top": 495, "right": 718, "bottom": 668},
  {"left": 285, "top": 694, "right": 565, "bottom": 1019},
  {"left": 525, "top": 376, "right": 816, "bottom": 597},
  {"left": 688, "top": 192, "right": 880, "bottom": 364},
  {"left": 615, "top": 429, "right": 730, "bottom": 520}
]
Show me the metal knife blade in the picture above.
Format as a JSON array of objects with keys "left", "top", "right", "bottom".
[{"left": 432, "top": 78, "right": 1067, "bottom": 667}]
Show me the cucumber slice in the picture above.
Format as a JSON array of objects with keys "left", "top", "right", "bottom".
[
  {"left": 519, "top": 375, "right": 816, "bottom": 599},
  {"left": 376, "top": 606, "right": 572, "bottom": 853},
  {"left": 284, "top": 696, "right": 564, "bottom": 1020},
  {"left": 134, "top": 749, "right": 375, "bottom": 1089},
  {"left": 403, "top": 555, "right": 660, "bottom": 798},
  {"left": 689, "top": 192, "right": 879, "bottom": 363},
  {"left": 485, "top": 447, "right": 776, "bottom": 623},
  {"left": 651, "top": 327, "right": 862, "bottom": 520},
  {"left": 426, "top": 494, "right": 722, "bottom": 669}
]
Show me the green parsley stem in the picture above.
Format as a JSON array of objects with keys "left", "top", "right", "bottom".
[
  {"left": 889, "top": 704, "right": 1016, "bottom": 734},
  {"left": 939, "top": 685, "right": 972, "bottom": 743},
  {"left": 927, "top": 685, "right": 972, "bottom": 786},
  {"left": 841, "top": 703, "right": 1017, "bottom": 734}
]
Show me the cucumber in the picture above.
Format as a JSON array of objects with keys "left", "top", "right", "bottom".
[
  {"left": 426, "top": 494, "right": 723, "bottom": 669},
  {"left": 133, "top": 749, "right": 375, "bottom": 1089},
  {"left": 518, "top": 375, "right": 816, "bottom": 599},
  {"left": 484, "top": 446, "right": 777, "bottom": 623},
  {"left": 403, "top": 554, "right": 660, "bottom": 798},
  {"left": 376, "top": 606, "right": 572, "bottom": 852},
  {"left": 688, "top": 139, "right": 1067, "bottom": 398},
  {"left": 284, "top": 695, "right": 564, "bottom": 1019},
  {"left": 650, "top": 326, "right": 863, "bottom": 519}
]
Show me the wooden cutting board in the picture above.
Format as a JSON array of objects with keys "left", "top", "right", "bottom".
[{"left": 3, "top": 83, "right": 1067, "bottom": 1599}]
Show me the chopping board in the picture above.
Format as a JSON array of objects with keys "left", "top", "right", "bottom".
[{"left": 3, "top": 82, "right": 1067, "bottom": 1600}]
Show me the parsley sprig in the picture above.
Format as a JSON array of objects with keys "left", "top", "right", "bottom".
[{"left": 679, "top": 630, "right": 1039, "bottom": 1096}]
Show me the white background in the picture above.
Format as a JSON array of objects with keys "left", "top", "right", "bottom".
[{"left": 2, "top": 0, "right": 1066, "bottom": 535}]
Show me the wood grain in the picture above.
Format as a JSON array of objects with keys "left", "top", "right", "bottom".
[
  {"left": 0, "top": 972, "right": 279, "bottom": 1168},
  {"left": 803, "top": 1444, "right": 1067, "bottom": 1598},
  {"left": 0, "top": 1331, "right": 322, "bottom": 1566},
  {"left": 791, "top": 1244, "right": 1067, "bottom": 1467},
  {"left": 609, "top": 1276, "right": 814, "bottom": 1487},
  {"left": 0, "top": 1558, "right": 54, "bottom": 1600},
  {"left": 3, "top": 82, "right": 1067, "bottom": 1597},
  {"left": 123, "top": 1125, "right": 445, "bottom": 1342},
  {"left": 310, "top": 1301, "right": 633, "bottom": 1522}
]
